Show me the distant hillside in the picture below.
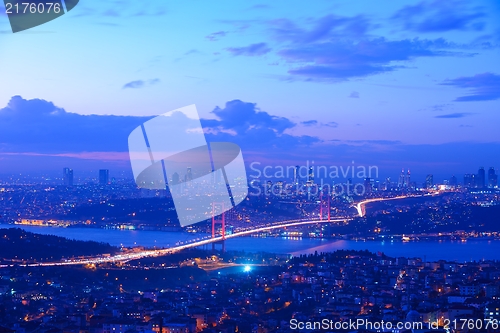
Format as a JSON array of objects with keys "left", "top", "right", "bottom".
[{"left": 0, "top": 228, "right": 119, "bottom": 263}]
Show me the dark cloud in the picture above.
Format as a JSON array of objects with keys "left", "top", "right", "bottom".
[
  {"left": 441, "top": 72, "right": 500, "bottom": 102},
  {"left": 258, "top": 13, "right": 483, "bottom": 82},
  {"left": 226, "top": 43, "right": 271, "bottom": 56},
  {"left": 392, "top": 0, "right": 486, "bottom": 33},
  {"left": 0, "top": 96, "right": 319, "bottom": 158},
  {"left": 201, "top": 100, "right": 319, "bottom": 150},
  {"left": 279, "top": 37, "right": 471, "bottom": 81},
  {"left": 205, "top": 31, "right": 227, "bottom": 41},
  {"left": 434, "top": 112, "right": 473, "bottom": 119},
  {"left": 301, "top": 120, "right": 338, "bottom": 128},
  {"left": 2, "top": 97, "right": 498, "bottom": 180},
  {"left": 301, "top": 120, "right": 318, "bottom": 126},
  {"left": 122, "top": 79, "right": 160, "bottom": 89},
  {"left": 269, "top": 15, "right": 370, "bottom": 44},
  {"left": 325, "top": 122, "right": 338, "bottom": 128},
  {"left": 0, "top": 96, "right": 151, "bottom": 153}
]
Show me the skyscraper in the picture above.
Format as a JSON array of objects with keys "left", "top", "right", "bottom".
[
  {"left": 449, "top": 175, "right": 457, "bottom": 187},
  {"left": 398, "top": 169, "right": 405, "bottom": 188},
  {"left": 293, "top": 166, "right": 300, "bottom": 185},
  {"left": 464, "top": 174, "right": 473, "bottom": 188},
  {"left": 488, "top": 167, "right": 497, "bottom": 188},
  {"left": 405, "top": 170, "right": 411, "bottom": 188},
  {"left": 186, "top": 167, "right": 193, "bottom": 181},
  {"left": 63, "top": 168, "right": 73, "bottom": 186},
  {"left": 364, "top": 178, "right": 372, "bottom": 194},
  {"left": 425, "top": 174, "right": 433, "bottom": 189},
  {"left": 99, "top": 169, "right": 109, "bottom": 185},
  {"left": 477, "top": 167, "right": 485, "bottom": 188},
  {"left": 308, "top": 167, "right": 314, "bottom": 184}
]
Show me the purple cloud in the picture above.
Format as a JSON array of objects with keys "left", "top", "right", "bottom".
[
  {"left": 201, "top": 100, "right": 319, "bottom": 150},
  {"left": 434, "top": 112, "right": 473, "bottom": 119},
  {"left": 441, "top": 72, "right": 500, "bottom": 102},
  {"left": 205, "top": 31, "right": 227, "bottom": 41},
  {"left": 349, "top": 91, "right": 360, "bottom": 98},
  {"left": 301, "top": 120, "right": 318, "bottom": 126},
  {"left": 270, "top": 15, "right": 370, "bottom": 44},
  {"left": 392, "top": 0, "right": 486, "bottom": 33},
  {"left": 279, "top": 37, "right": 466, "bottom": 81},
  {"left": 122, "top": 79, "right": 160, "bottom": 89},
  {"left": 226, "top": 43, "right": 271, "bottom": 56}
]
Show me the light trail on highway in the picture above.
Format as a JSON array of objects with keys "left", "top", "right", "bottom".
[
  {"left": 1, "top": 218, "right": 349, "bottom": 268},
  {"left": 1, "top": 194, "right": 429, "bottom": 268}
]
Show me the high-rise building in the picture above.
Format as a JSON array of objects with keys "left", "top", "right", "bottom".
[
  {"left": 398, "top": 169, "right": 405, "bottom": 188},
  {"left": 477, "top": 167, "right": 486, "bottom": 188},
  {"left": 186, "top": 167, "right": 193, "bottom": 181},
  {"left": 99, "top": 169, "right": 109, "bottom": 185},
  {"left": 449, "top": 175, "right": 457, "bottom": 187},
  {"left": 364, "top": 178, "right": 372, "bottom": 194},
  {"left": 405, "top": 170, "right": 411, "bottom": 188},
  {"left": 464, "top": 174, "right": 474, "bottom": 188},
  {"left": 308, "top": 167, "right": 314, "bottom": 184},
  {"left": 63, "top": 168, "right": 74, "bottom": 186},
  {"left": 425, "top": 174, "right": 433, "bottom": 189},
  {"left": 488, "top": 167, "right": 497, "bottom": 188},
  {"left": 293, "top": 166, "right": 300, "bottom": 185}
]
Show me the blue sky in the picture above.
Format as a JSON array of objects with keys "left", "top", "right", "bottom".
[{"left": 0, "top": 0, "right": 499, "bottom": 181}]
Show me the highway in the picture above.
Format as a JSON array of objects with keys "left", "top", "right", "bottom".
[
  {"left": 0, "top": 217, "right": 350, "bottom": 268},
  {"left": 1, "top": 194, "right": 427, "bottom": 268},
  {"left": 354, "top": 192, "right": 438, "bottom": 217}
]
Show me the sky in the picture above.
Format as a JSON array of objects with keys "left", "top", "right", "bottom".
[{"left": 0, "top": 0, "right": 499, "bottom": 182}]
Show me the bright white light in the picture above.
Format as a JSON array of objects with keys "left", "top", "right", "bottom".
[{"left": 244, "top": 265, "right": 251, "bottom": 272}]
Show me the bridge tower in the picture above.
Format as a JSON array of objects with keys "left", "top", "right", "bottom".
[
  {"left": 211, "top": 202, "right": 226, "bottom": 253},
  {"left": 319, "top": 192, "right": 331, "bottom": 222}
]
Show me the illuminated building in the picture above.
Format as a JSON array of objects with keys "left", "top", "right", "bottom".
[
  {"left": 477, "top": 167, "right": 486, "bottom": 188},
  {"left": 398, "top": 169, "right": 405, "bottom": 188},
  {"left": 99, "top": 169, "right": 109, "bottom": 185},
  {"left": 488, "top": 167, "right": 497, "bottom": 188},
  {"left": 449, "top": 175, "right": 457, "bottom": 187},
  {"left": 63, "top": 167, "right": 73, "bottom": 186},
  {"left": 425, "top": 174, "right": 433, "bottom": 189},
  {"left": 308, "top": 167, "right": 314, "bottom": 184},
  {"left": 464, "top": 174, "right": 474, "bottom": 188},
  {"left": 293, "top": 165, "right": 299, "bottom": 185}
]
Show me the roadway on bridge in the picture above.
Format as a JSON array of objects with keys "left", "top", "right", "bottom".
[{"left": 1, "top": 194, "right": 425, "bottom": 268}]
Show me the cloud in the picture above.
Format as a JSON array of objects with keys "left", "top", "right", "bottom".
[
  {"left": 441, "top": 72, "right": 500, "bottom": 101},
  {"left": 392, "top": 0, "right": 486, "bottom": 33},
  {"left": 0, "top": 96, "right": 151, "bottom": 154},
  {"left": 301, "top": 120, "right": 338, "bottom": 128},
  {"left": 2, "top": 97, "right": 498, "bottom": 181},
  {"left": 278, "top": 37, "right": 472, "bottom": 81},
  {"left": 201, "top": 100, "right": 319, "bottom": 150},
  {"left": 0, "top": 97, "right": 319, "bottom": 158},
  {"left": 226, "top": 43, "right": 271, "bottom": 56},
  {"left": 205, "top": 31, "right": 227, "bottom": 41},
  {"left": 349, "top": 91, "right": 360, "bottom": 98},
  {"left": 434, "top": 112, "right": 473, "bottom": 119},
  {"left": 325, "top": 122, "right": 339, "bottom": 128},
  {"left": 122, "top": 78, "right": 160, "bottom": 89},
  {"left": 269, "top": 15, "right": 370, "bottom": 44},
  {"left": 301, "top": 120, "right": 318, "bottom": 126}
]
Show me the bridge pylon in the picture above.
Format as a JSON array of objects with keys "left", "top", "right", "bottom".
[{"left": 211, "top": 202, "right": 226, "bottom": 253}]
